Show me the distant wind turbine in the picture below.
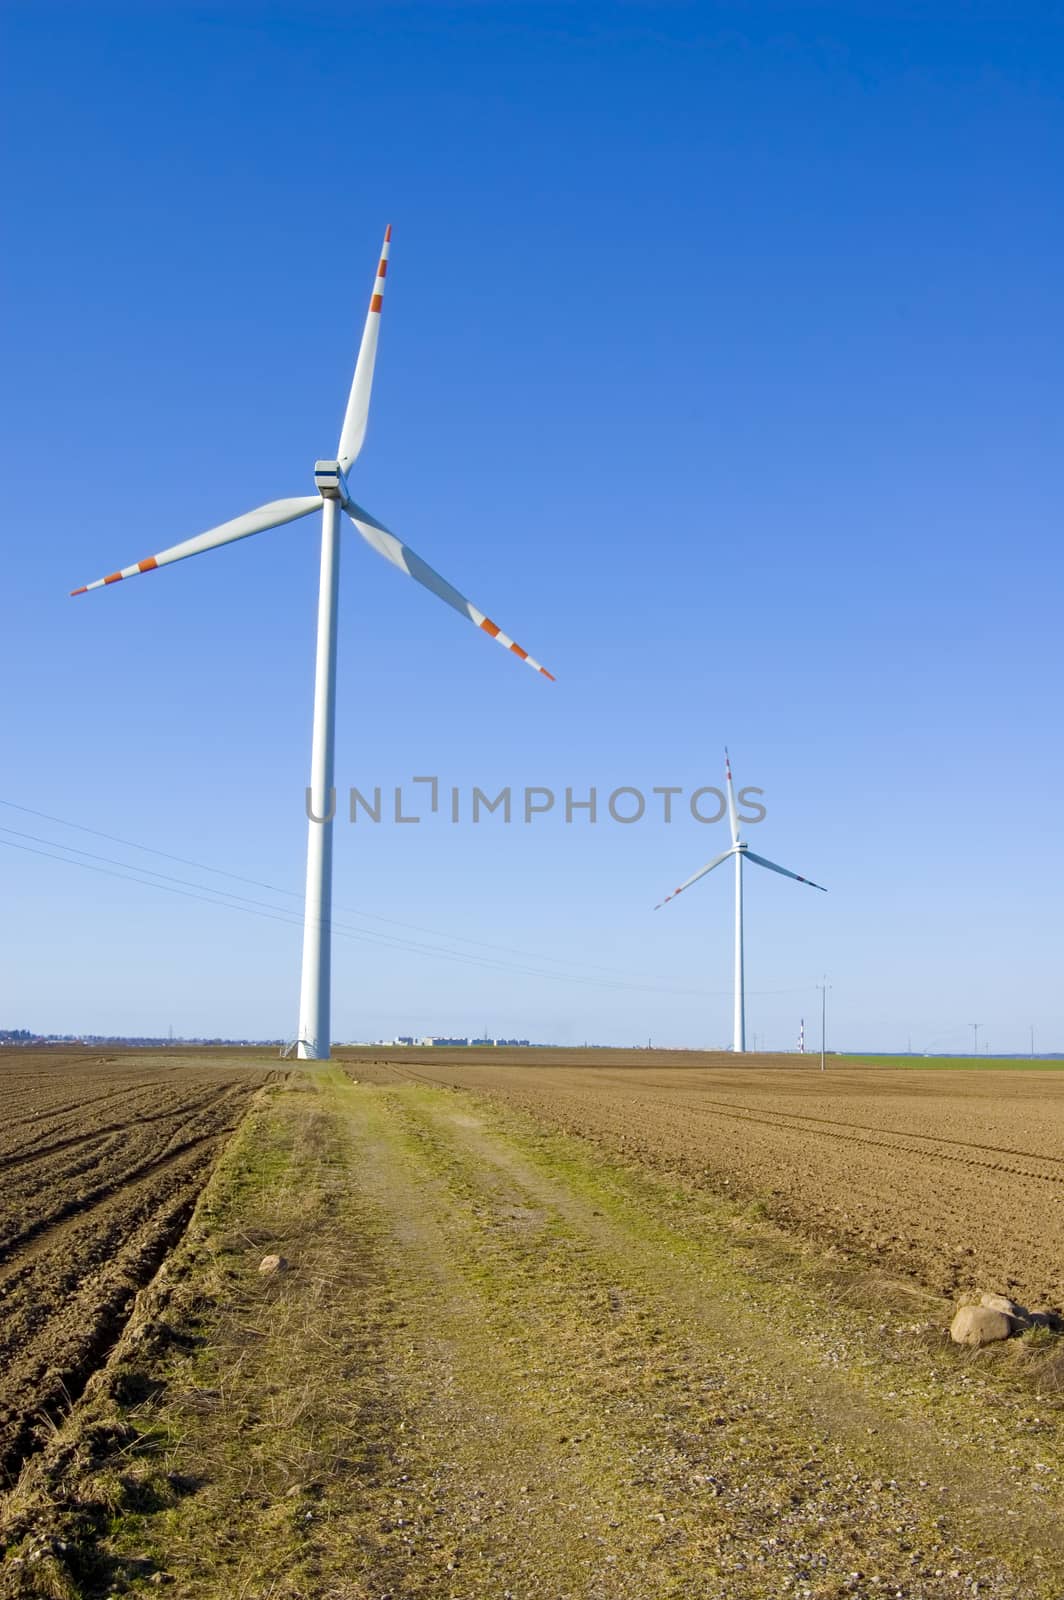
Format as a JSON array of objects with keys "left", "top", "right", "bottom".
[
  {"left": 70, "top": 228, "right": 554, "bottom": 1060},
  {"left": 654, "top": 750, "right": 826, "bottom": 1052}
]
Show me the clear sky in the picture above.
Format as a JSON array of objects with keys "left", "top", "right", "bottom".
[{"left": 2, "top": 2, "right": 1061, "bottom": 1051}]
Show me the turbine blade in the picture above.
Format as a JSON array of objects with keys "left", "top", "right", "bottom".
[
  {"left": 337, "top": 225, "right": 392, "bottom": 472},
  {"left": 70, "top": 496, "right": 323, "bottom": 595},
  {"left": 654, "top": 847, "right": 734, "bottom": 909},
  {"left": 724, "top": 746, "right": 739, "bottom": 845},
  {"left": 744, "top": 849, "right": 827, "bottom": 892},
  {"left": 342, "top": 499, "right": 554, "bottom": 680}
]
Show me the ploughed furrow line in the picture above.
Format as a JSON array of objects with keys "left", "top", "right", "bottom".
[
  {"left": 0, "top": 1065, "right": 276, "bottom": 1158},
  {"left": 0, "top": 1116, "right": 246, "bottom": 1268},
  {"left": 0, "top": 1078, "right": 226, "bottom": 1161},
  {"left": 612, "top": 1094, "right": 1064, "bottom": 1186},
  {"left": 426, "top": 1063, "right": 1064, "bottom": 1177},
  {"left": 0, "top": 1071, "right": 266, "bottom": 1488},
  {"left": 0, "top": 1080, "right": 168, "bottom": 1150},
  {"left": 0, "top": 1134, "right": 221, "bottom": 1276},
  {"left": 0, "top": 1083, "right": 241, "bottom": 1177},
  {"left": 0, "top": 1157, "right": 213, "bottom": 1486},
  {"left": 0, "top": 1084, "right": 254, "bottom": 1251},
  {"left": 0, "top": 1140, "right": 220, "bottom": 1361},
  {"left": 358, "top": 1059, "right": 454, "bottom": 1090},
  {"left": 635, "top": 1090, "right": 1064, "bottom": 1168},
  {"left": 0, "top": 1133, "right": 130, "bottom": 1220}
]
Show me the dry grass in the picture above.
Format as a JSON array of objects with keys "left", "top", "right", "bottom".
[{"left": 3, "top": 1066, "right": 1064, "bottom": 1599}]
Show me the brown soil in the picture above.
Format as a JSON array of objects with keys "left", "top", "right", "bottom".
[
  {"left": 0, "top": 1049, "right": 273, "bottom": 1486},
  {"left": 6, "top": 1064, "right": 1064, "bottom": 1600},
  {"left": 4, "top": 1058, "right": 1064, "bottom": 1598},
  {"left": 338, "top": 1049, "right": 1064, "bottom": 1310}
]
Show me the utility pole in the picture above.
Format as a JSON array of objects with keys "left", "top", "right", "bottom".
[
  {"left": 817, "top": 977, "right": 830, "bottom": 1072},
  {"left": 1031, "top": 1024, "right": 1035, "bottom": 1059},
  {"left": 970, "top": 1021, "right": 980, "bottom": 1057}
]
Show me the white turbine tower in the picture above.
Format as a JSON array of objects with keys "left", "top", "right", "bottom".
[
  {"left": 71, "top": 227, "right": 554, "bottom": 1060},
  {"left": 655, "top": 750, "right": 826, "bottom": 1053}
]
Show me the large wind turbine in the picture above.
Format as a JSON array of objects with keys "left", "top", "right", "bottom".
[
  {"left": 655, "top": 751, "right": 825, "bottom": 1052},
  {"left": 70, "top": 227, "right": 553, "bottom": 1060}
]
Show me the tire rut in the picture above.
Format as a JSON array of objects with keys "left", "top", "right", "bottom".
[
  {"left": 0, "top": 1132, "right": 225, "bottom": 1269},
  {"left": 333, "top": 1077, "right": 1057, "bottom": 1599},
  {"left": 0, "top": 1083, "right": 241, "bottom": 1175},
  {"left": 613, "top": 1092, "right": 1064, "bottom": 1185}
]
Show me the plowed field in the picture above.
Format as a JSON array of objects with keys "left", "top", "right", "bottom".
[
  {"left": 344, "top": 1049, "right": 1064, "bottom": 1310},
  {"left": 0, "top": 1050, "right": 271, "bottom": 1484},
  {"left": 4, "top": 1053, "right": 1064, "bottom": 1598}
]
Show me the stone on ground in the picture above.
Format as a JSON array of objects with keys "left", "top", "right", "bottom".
[
  {"left": 950, "top": 1304, "right": 1014, "bottom": 1346},
  {"left": 979, "top": 1292, "right": 1024, "bottom": 1318}
]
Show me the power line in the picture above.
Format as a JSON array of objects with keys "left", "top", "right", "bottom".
[
  {"left": 0, "top": 797, "right": 825, "bottom": 1000},
  {"left": 0, "top": 797, "right": 737, "bottom": 986},
  {"left": 1, "top": 831, "right": 818, "bottom": 1001}
]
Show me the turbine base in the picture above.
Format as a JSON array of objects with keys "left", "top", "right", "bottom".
[{"left": 296, "top": 1039, "right": 330, "bottom": 1061}]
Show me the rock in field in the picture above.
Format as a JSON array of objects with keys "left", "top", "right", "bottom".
[
  {"left": 950, "top": 1304, "right": 1014, "bottom": 1346},
  {"left": 258, "top": 1254, "right": 288, "bottom": 1275},
  {"left": 979, "top": 1292, "right": 1024, "bottom": 1319}
]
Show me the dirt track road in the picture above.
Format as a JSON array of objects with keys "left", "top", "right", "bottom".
[
  {"left": 7, "top": 1063, "right": 1063, "bottom": 1599},
  {"left": 353, "top": 1051, "right": 1064, "bottom": 1309}
]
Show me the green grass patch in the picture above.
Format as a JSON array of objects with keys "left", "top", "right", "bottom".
[{"left": 836, "top": 1054, "right": 1064, "bottom": 1071}]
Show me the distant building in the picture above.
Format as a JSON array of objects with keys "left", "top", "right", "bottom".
[{"left": 399, "top": 1034, "right": 534, "bottom": 1049}]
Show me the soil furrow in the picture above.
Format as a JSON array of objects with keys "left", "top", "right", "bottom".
[
  {"left": 610, "top": 1095, "right": 1064, "bottom": 1184},
  {"left": 0, "top": 1133, "right": 227, "bottom": 1266},
  {"left": 0, "top": 1083, "right": 241, "bottom": 1175},
  {"left": 0, "top": 1052, "right": 269, "bottom": 1492},
  {"left": 2, "top": 1052, "right": 1063, "bottom": 1600}
]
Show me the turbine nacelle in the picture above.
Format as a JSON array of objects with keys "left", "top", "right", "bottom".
[{"left": 313, "top": 460, "right": 350, "bottom": 502}]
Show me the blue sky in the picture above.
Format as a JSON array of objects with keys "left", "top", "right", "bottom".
[{"left": 1, "top": 2, "right": 1061, "bottom": 1051}]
